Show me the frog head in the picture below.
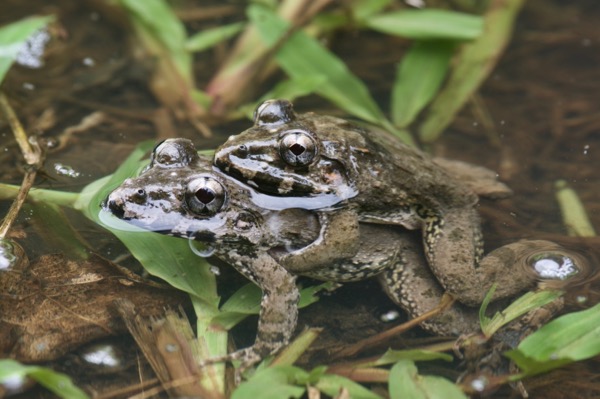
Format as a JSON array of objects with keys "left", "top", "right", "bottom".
[{"left": 214, "top": 100, "right": 359, "bottom": 201}]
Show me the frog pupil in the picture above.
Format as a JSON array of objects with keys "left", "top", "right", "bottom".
[
  {"left": 289, "top": 143, "right": 305, "bottom": 156},
  {"left": 196, "top": 188, "right": 215, "bottom": 204}
]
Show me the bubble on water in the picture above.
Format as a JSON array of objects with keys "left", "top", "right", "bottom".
[
  {"left": 54, "top": 163, "right": 81, "bottom": 178},
  {"left": 0, "top": 239, "right": 25, "bottom": 271},
  {"left": 380, "top": 310, "right": 400, "bottom": 322},
  {"left": 533, "top": 256, "right": 578, "bottom": 280},
  {"left": 209, "top": 265, "right": 221, "bottom": 275},
  {"left": 1, "top": 373, "right": 32, "bottom": 395},
  {"left": 80, "top": 343, "right": 122, "bottom": 370},
  {"left": 189, "top": 239, "right": 215, "bottom": 258},
  {"left": 15, "top": 28, "right": 51, "bottom": 69},
  {"left": 82, "top": 57, "right": 95, "bottom": 67},
  {"left": 470, "top": 376, "right": 488, "bottom": 392}
]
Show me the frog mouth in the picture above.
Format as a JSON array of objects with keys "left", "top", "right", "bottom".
[{"left": 215, "top": 154, "right": 329, "bottom": 197}]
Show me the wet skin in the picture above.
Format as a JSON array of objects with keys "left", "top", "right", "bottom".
[
  {"left": 106, "top": 139, "right": 579, "bottom": 370},
  {"left": 105, "top": 140, "right": 477, "bottom": 366},
  {"left": 214, "top": 99, "right": 553, "bottom": 306}
]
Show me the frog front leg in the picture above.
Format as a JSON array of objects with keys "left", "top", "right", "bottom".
[
  {"left": 277, "top": 209, "right": 360, "bottom": 273},
  {"left": 217, "top": 250, "right": 300, "bottom": 369}
]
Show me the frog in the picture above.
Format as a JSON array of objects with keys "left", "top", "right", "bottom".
[
  {"left": 106, "top": 138, "right": 579, "bottom": 371},
  {"left": 213, "top": 99, "right": 539, "bottom": 306}
]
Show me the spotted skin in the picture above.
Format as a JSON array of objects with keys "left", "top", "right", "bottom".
[
  {"left": 213, "top": 99, "right": 537, "bottom": 307},
  {"left": 106, "top": 138, "right": 581, "bottom": 374}
]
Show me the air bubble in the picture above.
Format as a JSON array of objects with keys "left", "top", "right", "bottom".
[{"left": 189, "top": 239, "right": 216, "bottom": 258}]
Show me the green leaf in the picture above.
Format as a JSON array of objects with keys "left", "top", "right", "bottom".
[
  {"left": 389, "top": 360, "right": 467, "bottom": 399},
  {"left": 0, "top": 15, "right": 54, "bottom": 83},
  {"left": 350, "top": 0, "right": 394, "bottom": 22},
  {"left": 505, "top": 302, "right": 600, "bottom": 377},
  {"left": 554, "top": 180, "right": 596, "bottom": 237},
  {"left": 232, "top": 366, "right": 307, "bottom": 399},
  {"left": 0, "top": 360, "right": 88, "bottom": 399},
  {"left": 273, "top": 329, "right": 322, "bottom": 367},
  {"left": 113, "top": 0, "right": 192, "bottom": 83},
  {"left": 366, "top": 9, "right": 483, "bottom": 40},
  {"left": 374, "top": 348, "right": 453, "bottom": 367},
  {"left": 316, "top": 374, "right": 383, "bottom": 399},
  {"left": 214, "top": 282, "right": 334, "bottom": 330},
  {"left": 238, "top": 75, "right": 327, "bottom": 119},
  {"left": 248, "top": 4, "right": 414, "bottom": 144},
  {"left": 186, "top": 22, "right": 245, "bottom": 52},
  {"left": 391, "top": 40, "right": 455, "bottom": 127},
  {"left": 419, "top": 0, "right": 526, "bottom": 142},
  {"left": 481, "top": 289, "right": 563, "bottom": 337}
]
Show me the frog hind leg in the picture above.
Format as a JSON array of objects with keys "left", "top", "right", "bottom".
[
  {"left": 207, "top": 251, "right": 300, "bottom": 372},
  {"left": 423, "top": 207, "right": 567, "bottom": 306},
  {"left": 277, "top": 208, "right": 360, "bottom": 273},
  {"left": 379, "top": 230, "right": 481, "bottom": 335}
]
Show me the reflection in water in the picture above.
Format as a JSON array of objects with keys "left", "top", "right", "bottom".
[
  {"left": 0, "top": 239, "right": 25, "bottom": 271},
  {"left": 188, "top": 238, "right": 216, "bottom": 258}
]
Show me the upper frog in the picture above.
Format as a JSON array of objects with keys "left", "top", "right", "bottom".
[
  {"left": 215, "top": 99, "right": 477, "bottom": 224},
  {"left": 214, "top": 100, "right": 517, "bottom": 306}
]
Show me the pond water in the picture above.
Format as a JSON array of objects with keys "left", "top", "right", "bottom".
[{"left": 1, "top": 0, "right": 599, "bottom": 397}]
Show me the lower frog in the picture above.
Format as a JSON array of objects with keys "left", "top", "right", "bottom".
[
  {"left": 216, "top": 100, "right": 573, "bottom": 306},
  {"left": 106, "top": 139, "right": 584, "bottom": 370}
]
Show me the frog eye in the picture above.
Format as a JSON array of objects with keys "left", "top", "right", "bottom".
[
  {"left": 185, "top": 177, "right": 226, "bottom": 215},
  {"left": 279, "top": 130, "right": 318, "bottom": 166},
  {"left": 254, "top": 99, "right": 296, "bottom": 127},
  {"left": 151, "top": 138, "right": 199, "bottom": 168}
]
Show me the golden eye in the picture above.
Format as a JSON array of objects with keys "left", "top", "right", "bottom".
[
  {"left": 185, "top": 177, "right": 226, "bottom": 216},
  {"left": 279, "top": 130, "right": 318, "bottom": 166},
  {"left": 253, "top": 99, "right": 295, "bottom": 126}
]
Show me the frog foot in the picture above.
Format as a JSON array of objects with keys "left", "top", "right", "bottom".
[{"left": 199, "top": 346, "right": 266, "bottom": 383}]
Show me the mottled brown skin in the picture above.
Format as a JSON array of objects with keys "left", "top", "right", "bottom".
[
  {"left": 213, "top": 99, "right": 543, "bottom": 306},
  {"left": 105, "top": 139, "right": 491, "bottom": 368},
  {"left": 106, "top": 138, "right": 580, "bottom": 371}
]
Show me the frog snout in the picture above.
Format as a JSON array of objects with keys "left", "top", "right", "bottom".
[{"left": 105, "top": 192, "right": 126, "bottom": 218}]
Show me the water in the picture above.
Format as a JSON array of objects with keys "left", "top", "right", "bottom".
[{"left": 0, "top": 0, "right": 599, "bottom": 397}]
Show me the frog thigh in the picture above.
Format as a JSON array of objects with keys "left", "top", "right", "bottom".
[
  {"left": 279, "top": 209, "right": 360, "bottom": 273},
  {"left": 379, "top": 231, "right": 480, "bottom": 335}
]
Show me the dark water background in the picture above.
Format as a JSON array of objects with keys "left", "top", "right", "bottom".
[{"left": 1, "top": 1, "right": 599, "bottom": 397}]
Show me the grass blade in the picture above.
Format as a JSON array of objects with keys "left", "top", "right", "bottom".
[
  {"left": 505, "top": 302, "right": 600, "bottom": 378},
  {"left": 0, "top": 15, "right": 54, "bottom": 82},
  {"left": 186, "top": 22, "right": 245, "bottom": 53},
  {"left": 389, "top": 360, "right": 467, "bottom": 399},
  {"left": 419, "top": 0, "right": 525, "bottom": 143},
  {"left": 391, "top": 40, "right": 454, "bottom": 127},
  {"left": 248, "top": 4, "right": 413, "bottom": 144},
  {"left": 0, "top": 360, "right": 88, "bottom": 399},
  {"left": 366, "top": 9, "right": 482, "bottom": 40}
]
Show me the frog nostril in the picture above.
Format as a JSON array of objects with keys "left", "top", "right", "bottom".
[
  {"left": 106, "top": 196, "right": 125, "bottom": 218},
  {"left": 237, "top": 144, "right": 248, "bottom": 157}
]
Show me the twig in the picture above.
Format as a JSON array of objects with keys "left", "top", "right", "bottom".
[
  {"left": 0, "top": 92, "right": 45, "bottom": 238},
  {"left": 332, "top": 294, "right": 456, "bottom": 359}
]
